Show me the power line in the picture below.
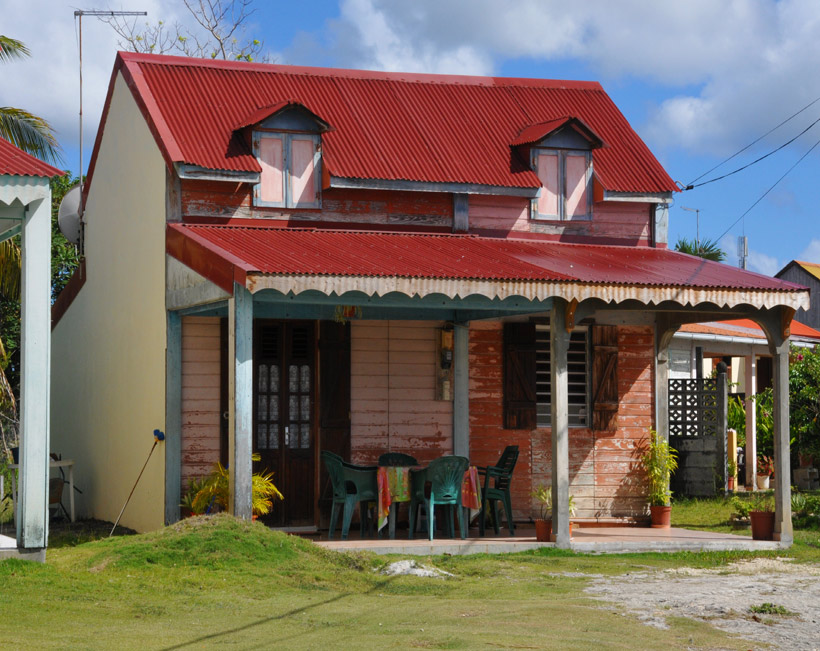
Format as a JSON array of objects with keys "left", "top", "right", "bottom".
[
  {"left": 687, "top": 93, "right": 820, "bottom": 186},
  {"left": 684, "top": 113, "right": 820, "bottom": 190},
  {"left": 714, "top": 134, "right": 820, "bottom": 243}
]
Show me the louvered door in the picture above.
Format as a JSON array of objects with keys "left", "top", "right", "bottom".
[{"left": 254, "top": 321, "right": 315, "bottom": 526}]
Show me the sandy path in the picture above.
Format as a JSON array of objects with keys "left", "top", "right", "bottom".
[{"left": 583, "top": 559, "right": 820, "bottom": 650}]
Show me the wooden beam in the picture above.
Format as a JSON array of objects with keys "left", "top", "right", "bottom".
[
  {"left": 565, "top": 298, "right": 579, "bottom": 333},
  {"left": 228, "top": 283, "right": 253, "bottom": 519},
  {"left": 164, "top": 311, "right": 182, "bottom": 525}
]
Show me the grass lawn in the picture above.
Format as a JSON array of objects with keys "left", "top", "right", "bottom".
[{"left": 1, "top": 502, "right": 818, "bottom": 650}]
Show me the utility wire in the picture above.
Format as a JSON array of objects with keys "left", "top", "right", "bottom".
[
  {"left": 687, "top": 93, "right": 820, "bottom": 187},
  {"left": 684, "top": 113, "right": 820, "bottom": 190},
  {"left": 714, "top": 133, "right": 820, "bottom": 243}
]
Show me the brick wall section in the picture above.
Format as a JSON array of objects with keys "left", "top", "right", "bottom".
[
  {"left": 180, "top": 316, "right": 221, "bottom": 488},
  {"left": 468, "top": 322, "right": 653, "bottom": 522},
  {"left": 350, "top": 320, "right": 453, "bottom": 465}
]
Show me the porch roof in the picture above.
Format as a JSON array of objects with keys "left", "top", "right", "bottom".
[{"left": 167, "top": 223, "right": 809, "bottom": 311}]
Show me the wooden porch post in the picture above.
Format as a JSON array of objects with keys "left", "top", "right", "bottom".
[
  {"left": 228, "top": 283, "right": 253, "bottom": 519},
  {"left": 654, "top": 315, "right": 680, "bottom": 444},
  {"left": 453, "top": 323, "right": 469, "bottom": 457},
  {"left": 165, "top": 311, "right": 182, "bottom": 525},
  {"left": 17, "top": 195, "right": 51, "bottom": 550},
  {"left": 757, "top": 308, "right": 793, "bottom": 543},
  {"left": 744, "top": 348, "right": 757, "bottom": 488},
  {"left": 550, "top": 299, "right": 571, "bottom": 548}
]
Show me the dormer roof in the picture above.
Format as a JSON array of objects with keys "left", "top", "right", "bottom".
[
  {"left": 234, "top": 100, "right": 333, "bottom": 133},
  {"left": 511, "top": 116, "right": 604, "bottom": 149}
]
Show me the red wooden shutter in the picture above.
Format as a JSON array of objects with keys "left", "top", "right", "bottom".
[
  {"left": 504, "top": 322, "right": 537, "bottom": 430},
  {"left": 591, "top": 325, "right": 618, "bottom": 431}
]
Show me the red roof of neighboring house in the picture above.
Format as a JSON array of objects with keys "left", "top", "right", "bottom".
[
  {"left": 0, "top": 138, "right": 63, "bottom": 178},
  {"left": 167, "top": 223, "right": 805, "bottom": 293},
  {"left": 679, "top": 318, "right": 820, "bottom": 341},
  {"left": 103, "top": 52, "right": 676, "bottom": 193}
]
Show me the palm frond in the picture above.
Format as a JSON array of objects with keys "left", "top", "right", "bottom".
[
  {"left": 0, "top": 36, "right": 30, "bottom": 62},
  {"left": 0, "top": 240, "right": 21, "bottom": 300},
  {"left": 0, "top": 107, "right": 62, "bottom": 165},
  {"left": 673, "top": 237, "right": 727, "bottom": 262}
]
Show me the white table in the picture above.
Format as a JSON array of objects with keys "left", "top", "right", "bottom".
[{"left": 3, "top": 459, "right": 76, "bottom": 523}]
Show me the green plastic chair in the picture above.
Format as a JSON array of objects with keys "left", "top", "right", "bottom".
[
  {"left": 478, "top": 445, "right": 519, "bottom": 536},
  {"left": 321, "top": 451, "right": 378, "bottom": 540},
  {"left": 377, "top": 452, "right": 419, "bottom": 467},
  {"left": 408, "top": 455, "right": 469, "bottom": 541}
]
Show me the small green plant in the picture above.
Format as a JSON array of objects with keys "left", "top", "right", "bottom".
[
  {"left": 750, "top": 492, "right": 774, "bottom": 513},
  {"left": 641, "top": 429, "right": 678, "bottom": 506},
  {"left": 757, "top": 455, "right": 774, "bottom": 477},
  {"left": 791, "top": 491, "right": 809, "bottom": 517},
  {"left": 749, "top": 603, "right": 793, "bottom": 616},
  {"left": 727, "top": 458, "right": 737, "bottom": 477},
  {"left": 530, "top": 485, "right": 576, "bottom": 519},
  {"left": 192, "top": 454, "right": 283, "bottom": 517},
  {"left": 730, "top": 495, "right": 750, "bottom": 520},
  {"left": 180, "top": 476, "right": 207, "bottom": 515}
]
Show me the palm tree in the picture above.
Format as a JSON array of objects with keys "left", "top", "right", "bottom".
[
  {"left": 674, "top": 237, "right": 727, "bottom": 262},
  {"left": 0, "top": 36, "right": 61, "bottom": 164}
]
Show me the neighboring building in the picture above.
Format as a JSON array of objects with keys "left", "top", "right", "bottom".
[
  {"left": 51, "top": 52, "right": 808, "bottom": 545},
  {"left": 776, "top": 261, "right": 820, "bottom": 329}
]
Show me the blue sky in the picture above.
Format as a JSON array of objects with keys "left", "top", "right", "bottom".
[{"left": 6, "top": 0, "right": 820, "bottom": 275}]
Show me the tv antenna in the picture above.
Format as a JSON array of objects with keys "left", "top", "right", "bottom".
[
  {"left": 74, "top": 9, "right": 147, "bottom": 221},
  {"left": 681, "top": 206, "right": 701, "bottom": 249}
]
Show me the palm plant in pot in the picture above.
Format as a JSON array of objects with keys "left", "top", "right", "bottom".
[
  {"left": 641, "top": 428, "right": 678, "bottom": 528},
  {"left": 531, "top": 485, "right": 576, "bottom": 541},
  {"left": 192, "top": 454, "right": 284, "bottom": 518}
]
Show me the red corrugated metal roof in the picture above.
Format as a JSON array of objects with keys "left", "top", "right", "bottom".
[
  {"left": 113, "top": 52, "right": 676, "bottom": 193},
  {"left": 168, "top": 223, "right": 804, "bottom": 292},
  {"left": 0, "top": 138, "right": 63, "bottom": 177},
  {"left": 511, "top": 117, "right": 602, "bottom": 148}
]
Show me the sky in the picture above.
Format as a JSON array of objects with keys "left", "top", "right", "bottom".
[{"left": 5, "top": 0, "right": 820, "bottom": 276}]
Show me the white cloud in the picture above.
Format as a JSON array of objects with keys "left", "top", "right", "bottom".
[
  {"left": 747, "top": 249, "right": 782, "bottom": 276},
  {"left": 314, "top": 0, "right": 820, "bottom": 157},
  {"left": 797, "top": 238, "right": 820, "bottom": 263}
]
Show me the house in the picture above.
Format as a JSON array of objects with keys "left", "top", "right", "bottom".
[
  {"left": 671, "top": 318, "right": 820, "bottom": 488},
  {"left": 776, "top": 261, "right": 820, "bottom": 329},
  {"left": 0, "top": 137, "right": 61, "bottom": 559},
  {"left": 50, "top": 52, "right": 808, "bottom": 546}
]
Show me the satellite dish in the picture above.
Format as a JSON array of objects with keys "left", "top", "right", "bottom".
[{"left": 58, "top": 185, "right": 82, "bottom": 245}]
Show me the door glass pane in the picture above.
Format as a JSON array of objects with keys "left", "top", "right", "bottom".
[
  {"left": 300, "top": 365, "right": 310, "bottom": 392},
  {"left": 257, "top": 423, "right": 268, "bottom": 449},
  {"left": 270, "top": 396, "right": 279, "bottom": 421},
  {"left": 289, "top": 365, "right": 298, "bottom": 392},
  {"left": 270, "top": 364, "right": 279, "bottom": 392},
  {"left": 258, "top": 364, "right": 268, "bottom": 393},
  {"left": 258, "top": 394, "right": 268, "bottom": 422},
  {"left": 300, "top": 424, "right": 310, "bottom": 449},
  {"left": 289, "top": 422, "right": 299, "bottom": 449},
  {"left": 301, "top": 395, "right": 310, "bottom": 421},
  {"left": 270, "top": 423, "right": 279, "bottom": 449},
  {"left": 289, "top": 395, "right": 298, "bottom": 422}
]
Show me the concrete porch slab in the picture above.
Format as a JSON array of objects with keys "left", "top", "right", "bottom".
[
  {"left": 314, "top": 526, "right": 787, "bottom": 555},
  {"left": 0, "top": 533, "right": 45, "bottom": 561}
]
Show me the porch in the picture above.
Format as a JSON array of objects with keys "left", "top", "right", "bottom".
[{"left": 315, "top": 525, "right": 786, "bottom": 555}]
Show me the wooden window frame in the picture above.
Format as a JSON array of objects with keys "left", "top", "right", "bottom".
[
  {"left": 530, "top": 148, "right": 593, "bottom": 222},
  {"left": 253, "top": 131, "right": 322, "bottom": 209}
]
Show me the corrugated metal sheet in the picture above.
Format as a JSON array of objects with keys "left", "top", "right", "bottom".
[
  {"left": 171, "top": 223, "right": 806, "bottom": 292},
  {"left": 119, "top": 52, "right": 676, "bottom": 193},
  {"left": 794, "top": 260, "right": 820, "bottom": 282},
  {"left": 0, "top": 137, "right": 63, "bottom": 178}
]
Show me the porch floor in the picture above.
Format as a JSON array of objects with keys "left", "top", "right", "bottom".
[{"left": 313, "top": 525, "right": 787, "bottom": 555}]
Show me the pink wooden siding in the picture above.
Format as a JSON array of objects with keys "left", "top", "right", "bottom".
[
  {"left": 290, "top": 138, "right": 317, "bottom": 205},
  {"left": 258, "top": 137, "right": 284, "bottom": 203},
  {"left": 469, "top": 322, "right": 654, "bottom": 522},
  {"left": 181, "top": 316, "right": 222, "bottom": 488},
  {"left": 468, "top": 194, "right": 529, "bottom": 232},
  {"left": 350, "top": 320, "right": 453, "bottom": 465},
  {"left": 590, "top": 201, "right": 650, "bottom": 242}
]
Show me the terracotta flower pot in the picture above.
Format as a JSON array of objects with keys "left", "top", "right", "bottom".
[
  {"left": 535, "top": 519, "right": 551, "bottom": 542},
  {"left": 650, "top": 505, "right": 672, "bottom": 528},
  {"left": 756, "top": 474, "right": 770, "bottom": 490},
  {"left": 727, "top": 476, "right": 735, "bottom": 491},
  {"left": 749, "top": 510, "right": 775, "bottom": 540}
]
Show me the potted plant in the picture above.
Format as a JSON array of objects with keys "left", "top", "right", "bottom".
[
  {"left": 749, "top": 493, "right": 775, "bottom": 540},
  {"left": 727, "top": 458, "right": 737, "bottom": 492},
  {"left": 192, "top": 454, "right": 284, "bottom": 518},
  {"left": 641, "top": 428, "right": 678, "bottom": 528},
  {"left": 757, "top": 455, "right": 774, "bottom": 490},
  {"left": 180, "top": 475, "right": 207, "bottom": 517},
  {"left": 531, "top": 485, "right": 576, "bottom": 542}
]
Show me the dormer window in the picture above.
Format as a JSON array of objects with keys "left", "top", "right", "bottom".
[
  {"left": 531, "top": 149, "right": 591, "bottom": 220},
  {"left": 237, "top": 101, "right": 332, "bottom": 210},
  {"left": 512, "top": 117, "right": 603, "bottom": 222}
]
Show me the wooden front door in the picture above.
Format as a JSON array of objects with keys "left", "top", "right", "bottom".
[{"left": 254, "top": 321, "right": 315, "bottom": 526}]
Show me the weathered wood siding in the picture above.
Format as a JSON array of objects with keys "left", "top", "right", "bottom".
[
  {"left": 350, "top": 320, "right": 453, "bottom": 464},
  {"left": 181, "top": 181, "right": 453, "bottom": 228},
  {"left": 181, "top": 316, "right": 221, "bottom": 488},
  {"left": 469, "top": 322, "right": 654, "bottom": 522}
]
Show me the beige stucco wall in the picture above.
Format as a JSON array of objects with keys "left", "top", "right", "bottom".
[{"left": 51, "top": 72, "right": 168, "bottom": 532}]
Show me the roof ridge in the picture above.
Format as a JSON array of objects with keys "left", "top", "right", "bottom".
[{"left": 117, "top": 51, "right": 605, "bottom": 90}]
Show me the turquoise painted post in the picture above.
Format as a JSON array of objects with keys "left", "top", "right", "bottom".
[
  {"left": 229, "top": 283, "right": 253, "bottom": 519},
  {"left": 550, "top": 299, "right": 571, "bottom": 549},
  {"left": 17, "top": 194, "right": 51, "bottom": 550},
  {"left": 165, "top": 311, "right": 182, "bottom": 524},
  {"left": 453, "top": 323, "right": 469, "bottom": 457}
]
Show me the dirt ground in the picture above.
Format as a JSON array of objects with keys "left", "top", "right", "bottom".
[{"left": 584, "top": 558, "right": 820, "bottom": 650}]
